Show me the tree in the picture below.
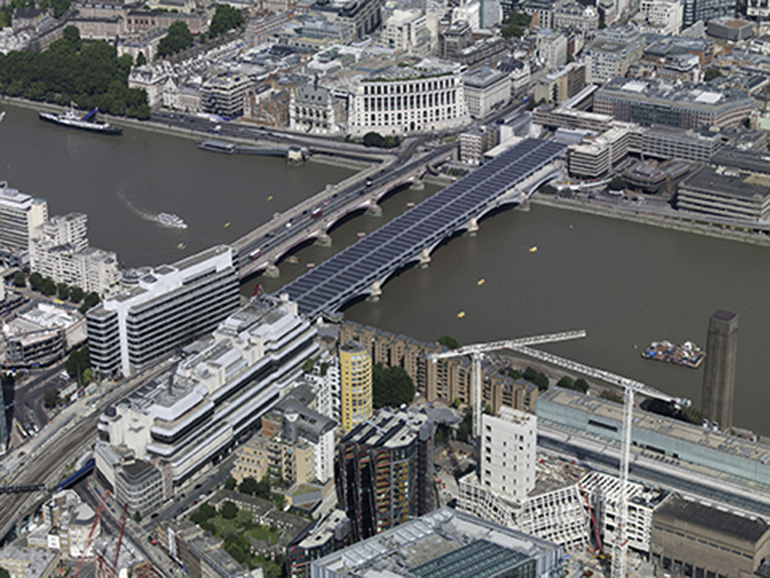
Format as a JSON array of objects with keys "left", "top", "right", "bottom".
[
  {"left": 208, "top": 4, "right": 245, "bottom": 38},
  {"left": 524, "top": 366, "right": 548, "bottom": 391},
  {"left": 363, "top": 132, "right": 385, "bottom": 147},
  {"left": 136, "top": 51, "right": 146, "bottom": 66},
  {"left": 372, "top": 363, "right": 415, "bottom": 408},
  {"left": 501, "top": 10, "right": 532, "bottom": 38},
  {"left": 44, "top": 388, "right": 59, "bottom": 408},
  {"left": 191, "top": 502, "right": 216, "bottom": 526},
  {"left": 220, "top": 501, "right": 238, "bottom": 519},
  {"left": 157, "top": 21, "right": 193, "bottom": 58},
  {"left": 607, "top": 176, "right": 626, "bottom": 191},
  {"left": 28, "top": 272, "right": 43, "bottom": 290},
  {"left": 69, "top": 286, "right": 84, "bottom": 302},
  {"left": 437, "top": 335, "right": 460, "bottom": 350},
  {"left": 238, "top": 476, "right": 260, "bottom": 496},
  {"left": 78, "top": 291, "right": 100, "bottom": 314},
  {"left": 13, "top": 271, "right": 25, "bottom": 287},
  {"left": 65, "top": 345, "right": 90, "bottom": 384},
  {"left": 574, "top": 378, "right": 589, "bottom": 393},
  {"left": 0, "top": 567, "right": 10, "bottom": 578},
  {"left": 41, "top": 277, "right": 56, "bottom": 296},
  {"left": 508, "top": 368, "right": 522, "bottom": 380},
  {"left": 63, "top": 25, "right": 81, "bottom": 50},
  {"left": 57, "top": 282, "right": 69, "bottom": 301},
  {"left": 704, "top": 67, "right": 723, "bottom": 82},
  {"left": 133, "top": 510, "right": 142, "bottom": 522},
  {"left": 600, "top": 388, "right": 623, "bottom": 403},
  {"left": 224, "top": 476, "right": 237, "bottom": 491},
  {"left": 556, "top": 376, "right": 574, "bottom": 390}
]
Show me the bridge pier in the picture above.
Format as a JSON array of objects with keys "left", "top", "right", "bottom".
[
  {"left": 366, "top": 203, "right": 382, "bottom": 217},
  {"left": 516, "top": 198, "right": 530, "bottom": 212},
  {"left": 419, "top": 248, "right": 431, "bottom": 268},
  {"left": 410, "top": 179, "right": 425, "bottom": 191},
  {"left": 264, "top": 263, "right": 280, "bottom": 278},
  {"left": 368, "top": 281, "right": 382, "bottom": 302},
  {"left": 315, "top": 232, "right": 333, "bottom": 247},
  {"left": 467, "top": 217, "right": 479, "bottom": 236}
]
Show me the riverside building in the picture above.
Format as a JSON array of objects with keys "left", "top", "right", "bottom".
[
  {"left": 338, "top": 340, "right": 372, "bottom": 433},
  {"left": 0, "top": 181, "right": 48, "bottom": 266},
  {"left": 86, "top": 245, "right": 239, "bottom": 377},
  {"left": 96, "top": 294, "right": 319, "bottom": 490}
]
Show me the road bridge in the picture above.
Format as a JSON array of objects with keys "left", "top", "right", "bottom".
[
  {"left": 233, "top": 144, "right": 453, "bottom": 280},
  {"left": 279, "top": 138, "right": 566, "bottom": 319}
]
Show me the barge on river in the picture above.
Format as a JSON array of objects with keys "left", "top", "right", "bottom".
[{"left": 641, "top": 340, "right": 705, "bottom": 369}]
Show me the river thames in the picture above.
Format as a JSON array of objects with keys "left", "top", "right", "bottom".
[{"left": 3, "top": 103, "right": 770, "bottom": 436}]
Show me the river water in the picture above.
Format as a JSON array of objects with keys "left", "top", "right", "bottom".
[{"left": 3, "top": 103, "right": 769, "bottom": 437}]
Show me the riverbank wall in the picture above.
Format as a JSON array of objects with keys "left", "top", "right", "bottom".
[{"left": 531, "top": 194, "right": 770, "bottom": 249}]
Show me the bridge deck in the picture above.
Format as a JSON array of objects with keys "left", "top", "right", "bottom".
[{"left": 280, "top": 138, "right": 566, "bottom": 318}]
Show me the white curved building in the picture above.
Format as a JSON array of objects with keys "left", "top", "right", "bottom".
[{"left": 347, "top": 59, "right": 470, "bottom": 137}]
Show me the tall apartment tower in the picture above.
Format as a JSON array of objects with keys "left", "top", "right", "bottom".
[
  {"left": 87, "top": 245, "right": 239, "bottom": 377},
  {"left": 480, "top": 407, "right": 536, "bottom": 503},
  {"left": 335, "top": 409, "right": 434, "bottom": 541},
  {"left": 701, "top": 310, "right": 739, "bottom": 431},
  {"left": 339, "top": 341, "right": 372, "bottom": 433}
]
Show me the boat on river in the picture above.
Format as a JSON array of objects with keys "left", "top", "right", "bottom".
[
  {"left": 641, "top": 340, "right": 705, "bottom": 369},
  {"left": 157, "top": 212, "right": 188, "bottom": 229},
  {"left": 39, "top": 107, "right": 122, "bottom": 135}
]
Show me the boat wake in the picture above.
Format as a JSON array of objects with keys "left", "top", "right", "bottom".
[{"left": 118, "top": 191, "right": 157, "bottom": 223}]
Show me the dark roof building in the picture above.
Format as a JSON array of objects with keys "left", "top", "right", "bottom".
[{"left": 651, "top": 497, "right": 770, "bottom": 578}]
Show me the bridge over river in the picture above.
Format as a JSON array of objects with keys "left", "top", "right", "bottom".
[{"left": 279, "top": 138, "right": 566, "bottom": 319}]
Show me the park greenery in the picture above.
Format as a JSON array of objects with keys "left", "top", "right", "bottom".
[
  {"left": 501, "top": 10, "right": 532, "bottom": 38},
  {"left": 523, "top": 366, "right": 549, "bottom": 391},
  {"left": 437, "top": 335, "right": 460, "bottom": 350},
  {"left": 208, "top": 4, "right": 245, "bottom": 38},
  {"left": 556, "top": 376, "right": 589, "bottom": 393},
  {"left": 704, "top": 67, "right": 723, "bottom": 82},
  {"left": 372, "top": 363, "right": 415, "bottom": 408},
  {"left": 157, "top": 21, "right": 194, "bottom": 59},
  {"left": 190, "top": 500, "right": 284, "bottom": 578},
  {"left": 65, "top": 345, "right": 91, "bottom": 385},
  {"left": 223, "top": 474, "right": 285, "bottom": 509},
  {"left": 362, "top": 131, "right": 401, "bottom": 148}
]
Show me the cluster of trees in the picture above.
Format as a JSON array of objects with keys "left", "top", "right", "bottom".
[
  {"left": 157, "top": 21, "right": 194, "bottom": 58},
  {"left": 65, "top": 345, "right": 92, "bottom": 385},
  {"left": 0, "top": 27, "right": 149, "bottom": 118},
  {"left": 0, "top": 0, "right": 71, "bottom": 23},
  {"left": 372, "top": 363, "right": 415, "bottom": 408},
  {"left": 523, "top": 366, "right": 549, "bottom": 391},
  {"left": 437, "top": 335, "right": 460, "bottom": 350},
  {"left": 600, "top": 388, "right": 623, "bottom": 403},
  {"left": 44, "top": 387, "right": 60, "bottom": 408},
  {"left": 208, "top": 4, "right": 245, "bottom": 38},
  {"left": 501, "top": 10, "right": 532, "bottom": 38},
  {"left": 225, "top": 474, "right": 284, "bottom": 509},
  {"left": 25, "top": 272, "right": 100, "bottom": 313},
  {"left": 362, "top": 132, "right": 401, "bottom": 148},
  {"left": 704, "top": 67, "right": 723, "bottom": 82},
  {"left": 556, "top": 375, "right": 589, "bottom": 393}
]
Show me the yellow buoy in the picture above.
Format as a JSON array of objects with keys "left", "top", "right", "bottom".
[
  {"left": 177, "top": 242, "right": 186, "bottom": 249},
  {"left": 457, "top": 311, "right": 466, "bottom": 319},
  {"left": 477, "top": 279, "right": 485, "bottom": 286},
  {"left": 224, "top": 222, "right": 231, "bottom": 228},
  {"left": 267, "top": 195, "right": 274, "bottom": 201},
  {"left": 529, "top": 246, "right": 538, "bottom": 253}
]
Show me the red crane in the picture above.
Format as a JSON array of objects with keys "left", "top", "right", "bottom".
[
  {"left": 75, "top": 489, "right": 110, "bottom": 578},
  {"left": 112, "top": 502, "right": 130, "bottom": 569}
]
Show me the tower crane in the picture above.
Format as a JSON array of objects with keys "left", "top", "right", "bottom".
[
  {"left": 506, "top": 343, "right": 689, "bottom": 578},
  {"left": 112, "top": 502, "right": 130, "bottom": 569},
  {"left": 428, "top": 330, "right": 587, "bottom": 438},
  {"left": 75, "top": 489, "right": 110, "bottom": 578}
]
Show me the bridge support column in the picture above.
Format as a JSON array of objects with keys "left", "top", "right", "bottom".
[
  {"left": 315, "top": 231, "right": 332, "bottom": 247},
  {"left": 368, "top": 281, "right": 382, "bottom": 301},
  {"left": 366, "top": 203, "right": 382, "bottom": 217},
  {"left": 467, "top": 217, "right": 479, "bottom": 236},
  {"left": 410, "top": 179, "right": 425, "bottom": 190},
  {"left": 264, "top": 263, "right": 280, "bottom": 278},
  {"left": 516, "top": 198, "right": 530, "bottom": 212},
  {"left": 419, "top": 248, "right": 431, "bottom": 268}
]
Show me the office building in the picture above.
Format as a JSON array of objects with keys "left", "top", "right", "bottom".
[
  {"left": 585, "top": 26, "right": 644, "bottom": 84},
  {"left": 521, "top": 0, "right": 555, "bottom": 28},
  {"left": 0, "top": 545, "right": 59, "bottom": 578},
  {"left": 30, "top": 213, "right": 121, "bottom": 297},
  {"left": 114, "top": 459, "right": 164, "bottom": 517},
  {"left": 338, "top": 340, "right": 372, "bottom": 433},
  {"left": 676, "top": 166, "right": 770, "bottom": 222},
  {"left": 285, "top": 510, "right": 351, "bottom": 578},
  {"left": 642, "top": 124, "right": 724, "bottom": 162},
  {"left": 201, "top": 73, "right": 253, "bottom": 117},
  {"left": 86, "top": 245, "right": 239, "bottom": 377},
  {"left": 0, "top": 181, "right": 48, "bottom": 265},
  {"left": 553, "top": 1, "right": 599, "bottom": 31},
  {"left": 536, "top": 29, "right": 568, "bottom": 71},
  {"left": 594, "top": 78, "right": 754, "bottom": 130},
  {"left": 706, "top": 16, "right": 754, "bottom": 41},
  {"left": 681, "top": 0, "right": 736, "bottom": 28},
  {"left": 568, "top": 124, "right": 641, "bottom": 178},
  {"left": 462, "top": 67, "right": 509, "bottom": 119},
  {"left": 651, "top": 497, "right": 770, "bottom": 578},
  {"left": 347, "top": 59, "right": 469, "bottom": 138},
  {"left": 701, "top": 310, "right": 739, "bottom": 431},
  {"left": 480, "top": 408, "right": 536, "bottom": 504},
  {"left": 336, "top": 409, "right": 433, "bottom": 541},
  {"left": 534, "top": 63, "right": 586, "bottom": 106},
  {"left": 382, "top": 10, "right": 431, "bottom": 55},
  {"left": 310, "top": 507, "right": 565, "bottom": 578},
  {"left": 96, "top": 294, "right": 319, "bottom": 488},
  {"left": 27, "top": 490, "right": 100, "bottom": 559},
  {"left": 639, "top": 0, "right": 683, "bottom": 34},
  {"left": 747, "top": 0, "right": 770, "bottom": 18}
]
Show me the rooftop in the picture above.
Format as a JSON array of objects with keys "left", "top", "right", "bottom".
[
  {"left": 680, "top": 164, "right": 770, "bottom": 201},
  {"left": 711, "top": 147, "right": 770, "bottom": 175},
  {"left": 656, "top": 496, "right": 769, "bottom": 543},
  {"left": 598, "top": 77, "right": 753, "bottom": 109}
]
